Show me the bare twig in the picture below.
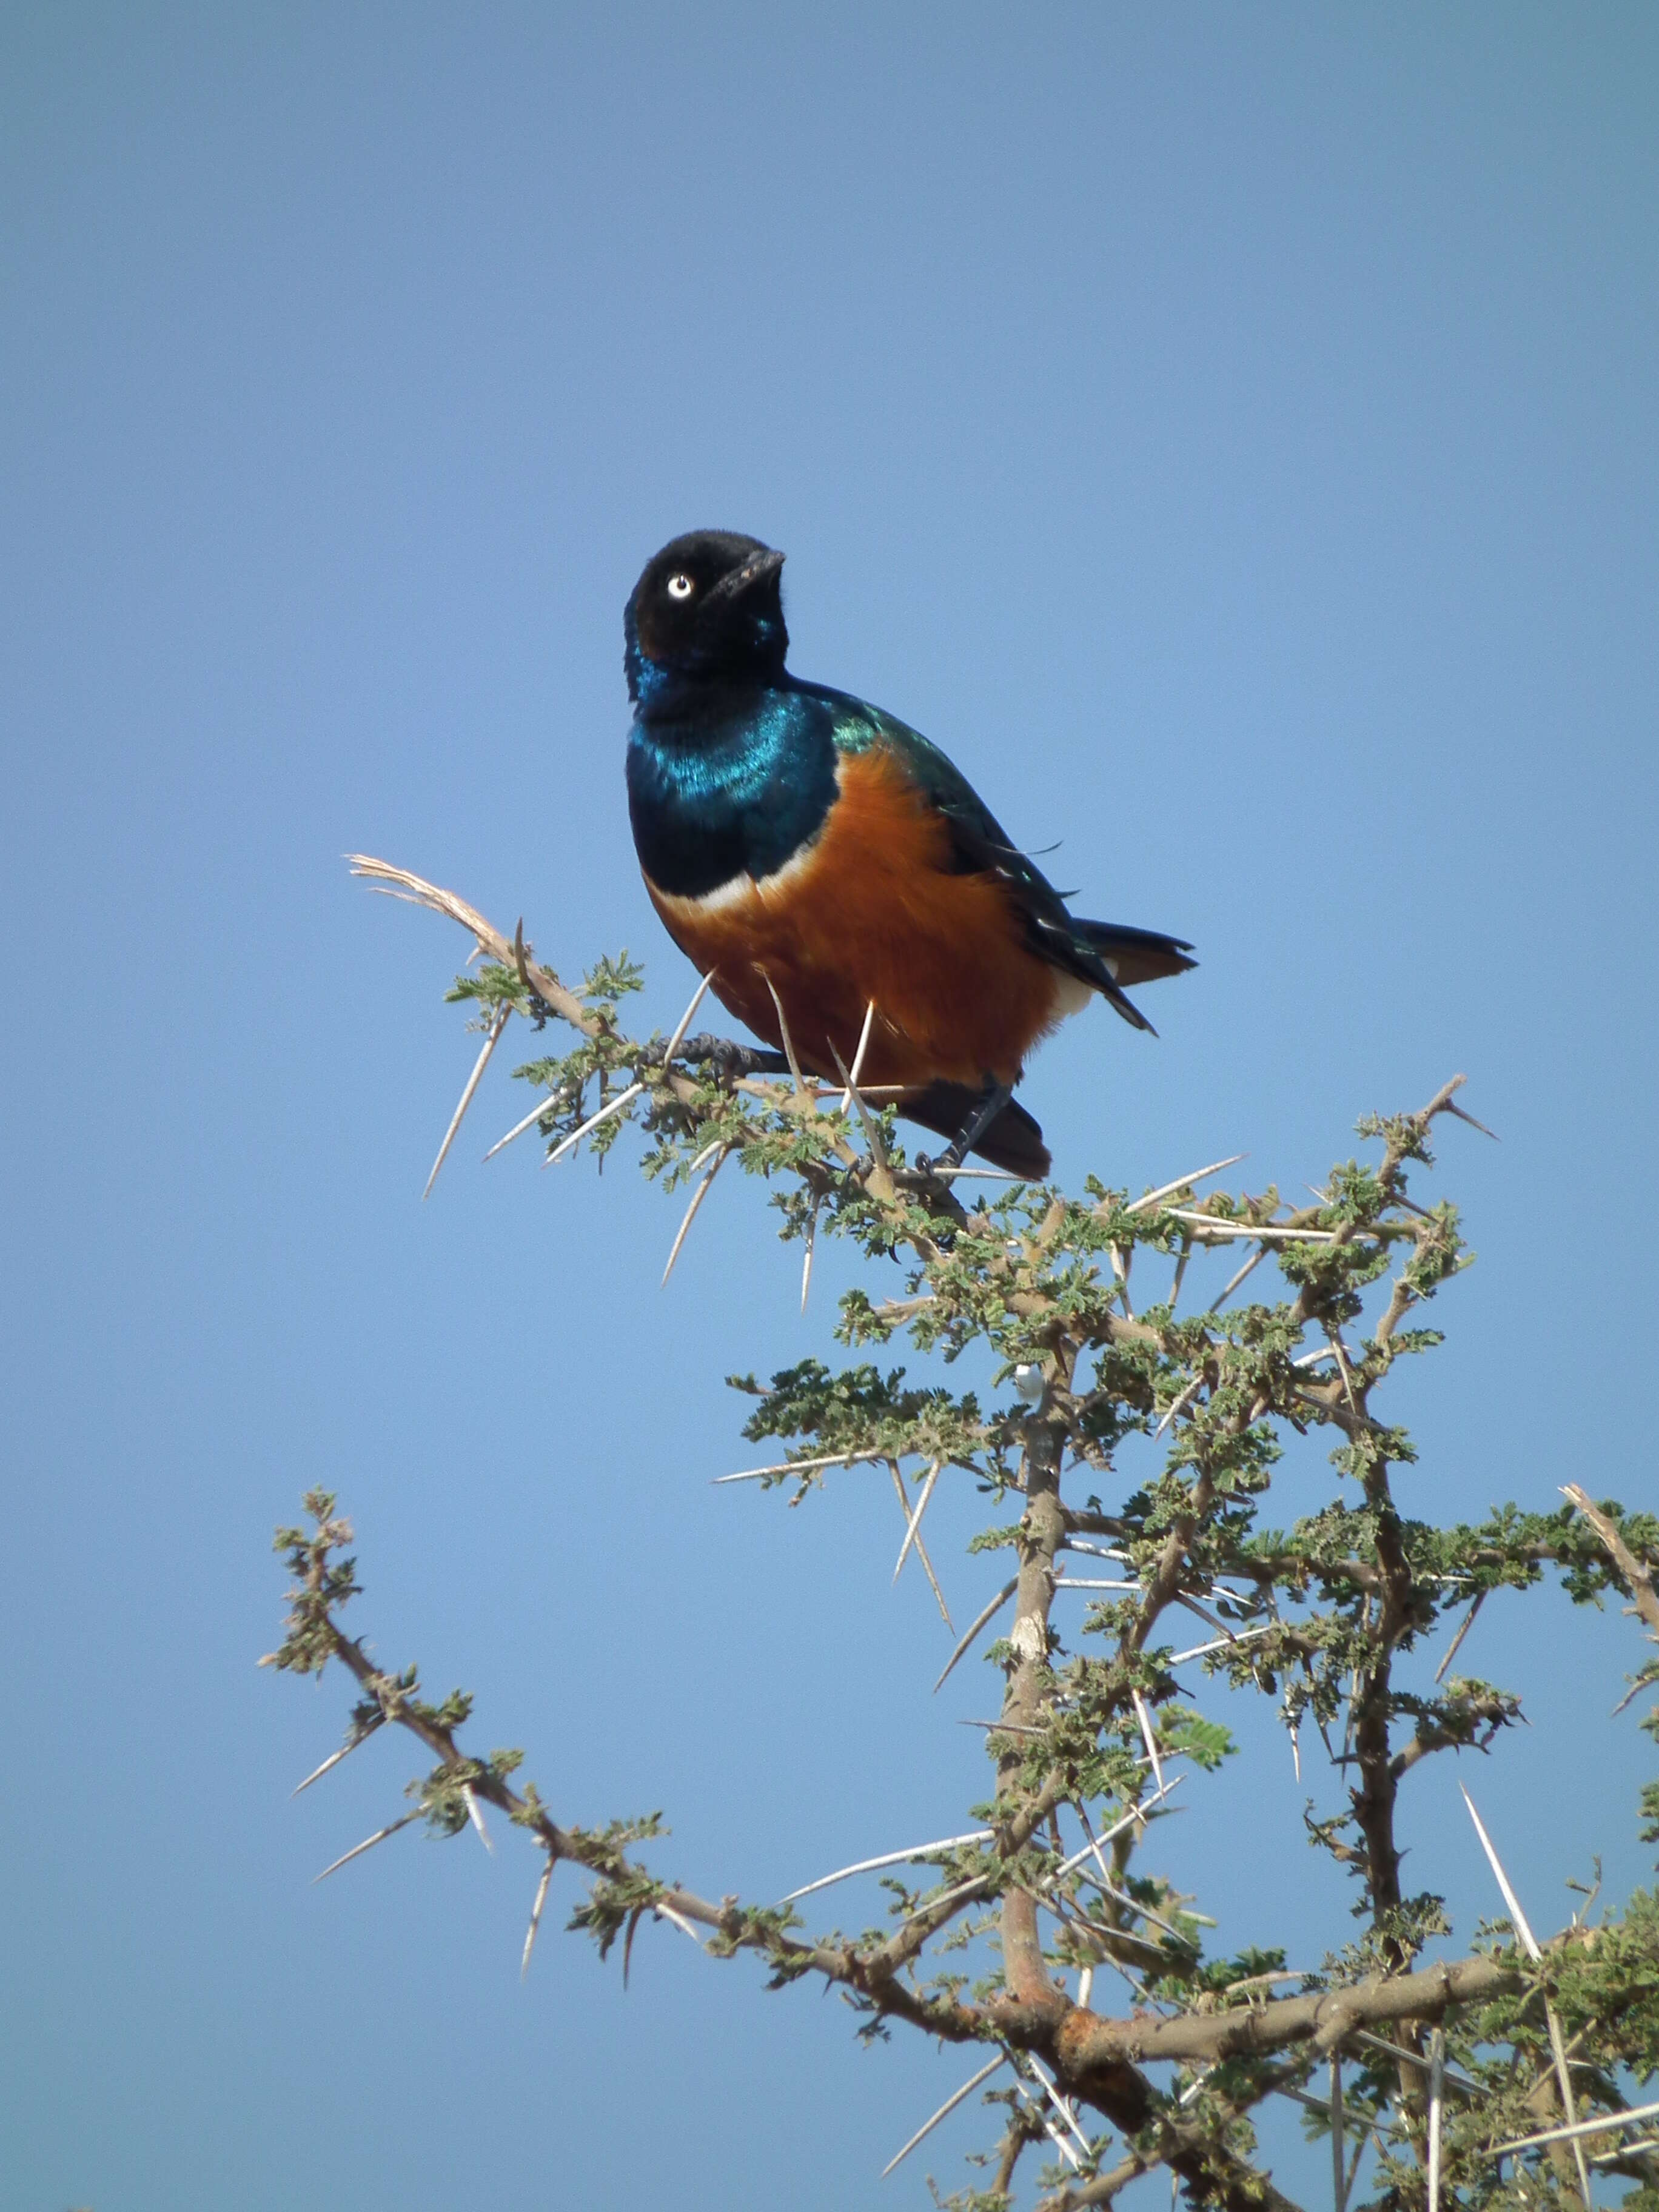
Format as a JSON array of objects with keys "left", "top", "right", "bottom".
[{"left": 1563, "top": 1485, "right": 1659, "bottom": 1637}]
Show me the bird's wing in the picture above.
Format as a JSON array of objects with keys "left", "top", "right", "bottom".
[{"left": 818, "top": 689, "right": 1191, "bottom": 1032}]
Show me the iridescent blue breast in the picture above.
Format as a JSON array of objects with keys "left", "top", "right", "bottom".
[{"left": 626, "top": 686, "right": 840, "bottom": 899}]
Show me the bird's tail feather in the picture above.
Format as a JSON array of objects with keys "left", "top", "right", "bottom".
[
  {"left": 902, "top": 1082, "right": 1051, "bottom": 1179},
  {"left": 1072, "top": 919, "right": 1198, "bottom": 990}
]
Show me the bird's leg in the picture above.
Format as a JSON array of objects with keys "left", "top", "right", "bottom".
[{"left": 936, "top": 1078, "right": 1015, "bottom": 1170}]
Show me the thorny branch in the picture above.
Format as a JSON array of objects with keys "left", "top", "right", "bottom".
[{"left": 267, "top": 860, "right": 1659, "bottom": 2212}]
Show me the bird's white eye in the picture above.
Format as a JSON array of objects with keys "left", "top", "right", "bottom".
[{"left": 666, "top": 572, "right": 694, "bottom": 600}]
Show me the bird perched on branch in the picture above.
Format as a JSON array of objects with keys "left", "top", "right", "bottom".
[{"left": 623, "top": 531, "right": 1195, "bottom": 1178}]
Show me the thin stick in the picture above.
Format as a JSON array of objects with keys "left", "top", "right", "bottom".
[
  {"left": 660, "top": 970, "right": 716, "bottom": 1067},
  {"left": 662, "top": 1146, "right": 729, "bottom": 1285},
  {"left": 1435, "top": 1590, "right": 1486, "bottom": 1683},
  {"left": 1125, "top": 1155, "right": 1248, "bottom": 1215},
  {"left": 779, "top": 1829, "right": 994, "bottom": 1906},
  {"left": 934, "top": 1577, "right": 1018, "bottom": 1692},
  {"left": 880, "top": 2054, "right": 1008, "bottom": 2176},
  {"left": 543, "top": 1080, "right": 645, "bottom": 1165},
  {"left": 893, "top": 1461, "right": 943, "bottom": 1583},
  {"left": 313, "top": 1812, "right": 418, "bottom": 1882},
  {"left": 423, "top": 1007, "right": 508, "bottom": 1198},
  {"left": 1461, "top": 1786, "right": 1592, "bottom": 2202},
  {"left": 520, "top": 1855, "right": 554, "bottom": 1979},
  {"left": 1427, "top": 2028, "right": 1444, "bottom": 2212},
  {"left": 1487, "top": 2099, "right": 1659, "bottom": 2159}
]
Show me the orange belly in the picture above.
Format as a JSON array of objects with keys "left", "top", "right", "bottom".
[{"left": 643, "top": 746, "right": 1088, "bottom": 1088}]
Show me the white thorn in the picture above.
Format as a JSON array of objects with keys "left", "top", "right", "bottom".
[
  {"left": 543, "top": 1080, "right": 645, "bottom": 1165},
  {"left": 662, "top": 1145, "right": 729, "bottom": 1285},
  {"left": 778, "top": 1829, "right": 994, "bottom": 1906},
  {"left": 660, "top": 969, "right": 717, "bottom": 1067},
  {"left": 520, "top": 1855, "right": 554, "bottom": 1979},
  {"left": 1125, "top": 1155, "right": 1247, "bottom": 1216},
  {"left": 313, "top": 1812, "right": 418, "bottom": 1882},
  {"left": 463, "top": 1786, "right": 494, "bottom": 1853},
  {"left": 801, "top": 1198, "right": 819, "bottom": 1314},
  {"left": 654, "top": 1899, "right": 704, "bottom": 1943},
  {"left": 483, "top": 1088, "right": 563, "bottom": 1162},
  {"left": 880, "top": 2054, "right": 1007, "bottom": 2176},
  {"left": 423, "top": 1007, "right": 509, "bottom": 1199},
  {"left": 892, "top": 1460, "right": 942, "bottom": 1582},
  {"left": 842, "top": 999, "right": 877, "bottom": 1110}
]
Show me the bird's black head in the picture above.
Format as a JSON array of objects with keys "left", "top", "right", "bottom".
[{"left": 625, "top": 531, "right": 788, "bottom": 706}]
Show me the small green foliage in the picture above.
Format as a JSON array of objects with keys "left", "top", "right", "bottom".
[{"left": 270, "top": 934, "right": 1659, "bottom": 2212}]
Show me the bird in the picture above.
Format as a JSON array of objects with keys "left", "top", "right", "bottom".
[{"left": 623, "top": 530, "right": 1195, "bottom": 1178}]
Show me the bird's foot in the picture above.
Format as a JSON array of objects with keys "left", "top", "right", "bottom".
[
  {"left": 936, "top": 1079, "right": 1015, "bottom": 1171},
  {"left": 674, "top": 1034, "right": 791, "bottom": 1087}
]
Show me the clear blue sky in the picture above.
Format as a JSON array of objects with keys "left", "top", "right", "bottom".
[{"left": 2, "top": 8, "right": 1655, "bottom": 2208}]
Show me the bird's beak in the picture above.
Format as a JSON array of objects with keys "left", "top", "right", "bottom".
[{"left": 705, "top": 547, "right": 785, "bottom": 606}]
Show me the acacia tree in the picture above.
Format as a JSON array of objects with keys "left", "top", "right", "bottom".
[{"left": 266, "top": 857, "right": 1659, "bottom": 2212}]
